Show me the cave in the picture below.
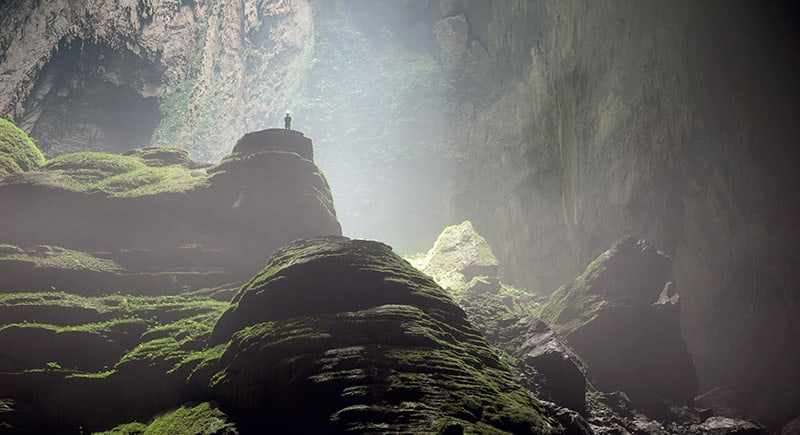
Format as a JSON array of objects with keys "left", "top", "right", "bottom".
[
  {"left": 19, "top": 38, "right": 162, "bottom": 157},
  {"left": 0, "top": 0, "right": 799, "bottom": 433}
]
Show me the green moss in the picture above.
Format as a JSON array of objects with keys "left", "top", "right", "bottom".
[
  {"left": 0, "top": 117, "right": 45, "bottom": 177},
  {"left": 117, "top": 309, "right": 226, "bottom": 374},
  {"left": 35, "top": 149, "right": 208, "bottom": 197},
  {"left": 0, "top": 244, "right": 125, "bottom": 273},
  {"left": 123, "top": 147, "right": 198, "bottom": 168},
  {"left": 534, "top": 252, "right": 611, "bottom": 336},
  {"left": 94, "top": 402, "right": 236, "bottom": 435}
]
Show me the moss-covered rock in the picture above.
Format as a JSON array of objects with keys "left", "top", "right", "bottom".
[
  {"left": 536, "top": 236, "right": 697, "bottom": 419},
  {"left": 95, "top": 401, "right": 238, "bottom": 435},
  {"left": 413, "top": 220, "right": 500, "bottom": 293},
  {"left": 0, "top": 290, "right": 230, "bottom": 433},
  {"left": 207, "top": 236, "right": 555, "bottom": 433},
  {"left": 0, "top": 118, "right": 45, "bottom": 178},
  {"left": 0, "top": 131, "right": 341, "bottom": 292}
]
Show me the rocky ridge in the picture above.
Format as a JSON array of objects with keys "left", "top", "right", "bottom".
[{"left": 0, "top": 128, "right": 340, "bottom": 294}]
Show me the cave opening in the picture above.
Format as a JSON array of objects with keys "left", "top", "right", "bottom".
[{"left": 19, "top": 38, "right": 163, "bottom": 157}]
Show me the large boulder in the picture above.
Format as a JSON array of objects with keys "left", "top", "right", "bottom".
[
  {"left": 537, "top": 235, "right": 698, "bottom": 419},
  {"left": 413, "top": 220, "right": 500, "bottom": 293},
  {"left": 207, "top": 236, "right": 556, "bottom": 434}
]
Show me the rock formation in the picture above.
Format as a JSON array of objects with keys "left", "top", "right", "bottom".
[
  {"left": 0, "top": 128, "right": 340, "bottom": 293},
  {"left": 0, "top": 237, "right": 557, "bottom": 433},
  {"left": 437, "top": 3, "right": 800, "bottom": 427},
  {"left": 537, "top": 236, "right": 697, "bottom": 419}
]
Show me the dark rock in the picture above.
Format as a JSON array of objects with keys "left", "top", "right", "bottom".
[
  {"left": 208, "top": 236, "right": 555, "bottom": 433},
  {"left": 516, "top": 317, "right": 588, "bottom": 414},
  {"left": 689, "top": 417, "right": 769, "bottom": 435},
  {"left": 230, "top": 129, "right": 313, "bottom": 161},
  {"left": 695, "top": 387, "right": 748, "bottom": 420},
  {"left": 782, "top": 416, "right": 800, "bottom": 435},
  {"left": 0, "top": 325, "right": 124, "bottom": 372},
  {"left": 537, "top": 236, "right": 698, "bottom": 420}
]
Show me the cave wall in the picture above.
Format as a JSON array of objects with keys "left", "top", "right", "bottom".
[
  {"left": 2, "top": 0, "right": 799, "bottom": 419},
  {"left": 442, "top": 0, "right": 800, "bottom": 415},
  {"left": 0, "top": 0, "right": 312, "bottom": 161}
]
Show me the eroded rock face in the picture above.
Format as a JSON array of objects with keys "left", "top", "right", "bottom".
[
  {"left": 0, "top": 0, "right": 313, "bottom": 161},
  {"left": 537, "top": 236, "right": 697, "bottom": 419}
]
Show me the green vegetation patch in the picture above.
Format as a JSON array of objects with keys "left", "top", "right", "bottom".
[
  {"left": 0, "top": 117, "right": 45, "bottom": 178},
  {"left": 36, "top": 149, "right": 208, "bottom": 197},
  {"left": 123, "top": 147, "right": 200, "bottom": 168},
  {"left": 94, "top": 401, "right": 237, "bottom": 435},
  {"left": 0, "top": 244, "right": 125, "bottom": 273}
]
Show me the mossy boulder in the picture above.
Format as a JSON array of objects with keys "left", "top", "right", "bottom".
[
  {"left": 413, "top": 220, "right": 500, "bottom": 293},
  {"left": 0, "top": 118, "right": 45, "bottom": 178},
  {"left": 207, "top": 236, "right": 555, "bottom": 433},
  {"left": 536, "top": 236, "right": 698, "bottom": 419}
]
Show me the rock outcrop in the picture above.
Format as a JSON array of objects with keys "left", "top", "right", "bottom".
[
  {"left": 537, "top": 236, "right": 697, "bottom": 419},
  {"left": 206, "top": 236, "right": 554, "bottom": 433},
  {"left": 0, "top": 129, "right": 340, "bottom": 293},
  {"left": 0, "top": 237, "right": 558, "bottom": 433}
]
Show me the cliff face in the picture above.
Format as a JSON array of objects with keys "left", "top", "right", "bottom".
[
  {"left": 445, "top": 0, "right": 800, "bottom": 418},
  {"left": 0, "top": 0, "right": 312, "bottom": 161}
]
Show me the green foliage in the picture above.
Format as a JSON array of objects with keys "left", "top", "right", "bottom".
[
  {"left": 94, "top": 402, "right": 236, "bottom": 435},
  {"left": 46, "top": 361, "right": 62, "bottom": 370},
  {"left": 0, "top": 117, "right": 45, "bottom": 177}
]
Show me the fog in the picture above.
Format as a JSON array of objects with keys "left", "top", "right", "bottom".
[{"left": 259, "top": 0, "right": 454, "bottom": 253}]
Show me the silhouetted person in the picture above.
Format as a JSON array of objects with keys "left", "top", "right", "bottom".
[{"left": 284, "top": 112, "right": 292, "bottom": 130}]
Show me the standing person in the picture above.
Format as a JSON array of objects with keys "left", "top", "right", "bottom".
[{"left": 284, "top": 112, "right": 292, "bottom": 130}]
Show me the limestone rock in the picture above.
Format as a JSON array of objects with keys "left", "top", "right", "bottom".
[
  {"left": 208, "top": 236, "right": 555, "bottom": 433},
  {"left": 0, "top": 0, "right": 314, "bottom": 161},
  {"left": 415, "top": 220, "right": 499, "bottom": 293},
  {"left": 0, "top": 130, "right": 340, "bottom": 294},
  {"left": 537, "top": 235, "right": 698, "bottom": 420}
]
